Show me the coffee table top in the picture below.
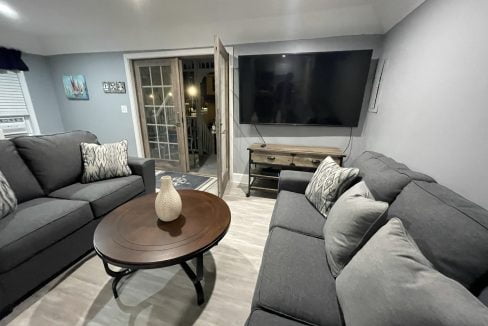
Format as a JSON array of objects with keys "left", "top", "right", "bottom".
[{"left": 94, "top": 190, "right": 231, "bottom": 269}]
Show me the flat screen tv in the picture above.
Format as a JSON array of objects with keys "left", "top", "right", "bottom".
[{"left": 238, "top": 50, "right": 373, "bottom": 126}]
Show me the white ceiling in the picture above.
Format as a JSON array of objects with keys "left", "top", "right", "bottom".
[{"left": 0, "top": 0, "right": 425, "bottom": 56}]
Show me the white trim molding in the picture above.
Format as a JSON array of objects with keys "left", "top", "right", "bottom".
[
  {"left": 19, "top": 71, "right": 41, "bottom": 135},
  {"left": 123, "top": 47, "right": 234, "bottom": 179}
]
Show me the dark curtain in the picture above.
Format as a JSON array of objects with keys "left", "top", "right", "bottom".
[{"left": 0, "top": 47, "right": 29, "bottom": 71}]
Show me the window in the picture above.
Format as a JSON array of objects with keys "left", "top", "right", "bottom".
[{"left": 0, "top": 71, "right": 39, "bottom": 138}]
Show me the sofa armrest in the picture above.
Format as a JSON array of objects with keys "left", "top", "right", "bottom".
[
  {"left": 278, "top": 170, "right": 314, "bottom": 194},
  {"left": 128, "top": 157, "right": 155, "bottom": 194}
]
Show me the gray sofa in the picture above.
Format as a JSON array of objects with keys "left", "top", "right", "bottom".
[
  {"left": 247, "top": 151, "right": 488, "bottom": 325},
  {"left": 0, "top": 131, "right": 155, "bottom": 318}
]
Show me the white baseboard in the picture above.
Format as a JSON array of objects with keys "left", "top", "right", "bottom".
[{"left": 232, "top": 173, "right": 249, "bottom": 185}]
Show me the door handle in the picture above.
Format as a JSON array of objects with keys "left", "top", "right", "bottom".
[
  {"left": 267, "top": 156, "right": 276, "bottom": 161},
  {"left": 312, "top": 159, "right": 321, "bottom": 164}
]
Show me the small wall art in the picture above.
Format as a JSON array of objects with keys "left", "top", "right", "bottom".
[
  {"left": 102, "top": 81, "right": 126, "bottom": 94},
  {"left": 63, "top": 75, "right": 89, "bottom": 100}
]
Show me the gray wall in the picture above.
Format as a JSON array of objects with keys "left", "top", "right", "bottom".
[
  {"left": 22, "top": 54, "right": 64, "bottom": 134},
  {"left": 361, "top": 0, "right": 488, "bottom": 208},
  {"left": 232, "top": 35, "right": 383, "bottom": 174},
  {"left": 48, "top": 52, "right": 138, "bottom": 155},
  {"left": 32, "top": 35, "right": 381, "bottom": 170}
]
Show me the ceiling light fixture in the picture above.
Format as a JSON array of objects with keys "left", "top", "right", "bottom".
[{"left": 0, "top": 1, "right": 19, "bottom": 20}]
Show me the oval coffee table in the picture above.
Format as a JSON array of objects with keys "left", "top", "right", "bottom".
[{"left": 93, "top": 190, "right": 231, "bottom": 305}]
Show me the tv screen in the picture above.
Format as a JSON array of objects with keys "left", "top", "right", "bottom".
[{"left": 238, "top": 50, "right": 373, "bottom": 126}]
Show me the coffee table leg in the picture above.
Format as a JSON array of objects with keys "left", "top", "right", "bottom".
[
  {"left": 180, "top": 254, "right": 204, "bottom": 305},
  {"left": 102, "top": 261, "right": 136, "bottom": 299}
]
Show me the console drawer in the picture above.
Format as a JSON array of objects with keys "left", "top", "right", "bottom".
[
  {"left": 292, "top": 155, "right": 341, "bottom": 168},
  {"left": 251, "top": 153, "right": 293, "bottom": 166}
]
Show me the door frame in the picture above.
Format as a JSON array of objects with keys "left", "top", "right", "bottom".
[{"left": 123, "top": 47, "right": 234, "bottom": 179}]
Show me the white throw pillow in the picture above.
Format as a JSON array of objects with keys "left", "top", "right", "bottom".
[
  {"left": 305, "top": 156, "right": 359, "bottom": 216},
  {"left": 81, "top": 140, "right": 132, "bottom": 183},
  {"left": 0, "top": 170, "right": 17, "bottom": 218}
]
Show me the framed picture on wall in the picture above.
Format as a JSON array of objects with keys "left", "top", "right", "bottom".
[{"left": 63, "top": 75, "right": 89, "bottom": 100}]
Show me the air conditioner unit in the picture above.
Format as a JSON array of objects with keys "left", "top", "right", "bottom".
[{"left": 0, "top": 117, "right": 29, "bottom": 136}]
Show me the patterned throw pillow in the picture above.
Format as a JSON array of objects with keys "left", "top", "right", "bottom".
[
  {"left": 0, "top": 170, "right": 17, "bottom": 218},
  {"left": 81, "top": 140, "right": 132, "bottom": 183},
  {"left": 305, "top": 156, "right": 359, "bottom": 216}
]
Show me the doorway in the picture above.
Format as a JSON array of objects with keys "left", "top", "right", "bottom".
[
  {"left": 181, "top": 56, "right": 217, "bottom": 176},
  {"left": 127, "top": 43, "right": 232, "bottom": 197}
]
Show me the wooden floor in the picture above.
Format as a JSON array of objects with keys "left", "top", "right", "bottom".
[{"left": 2, "top": 184, "right": 276, "bottom": 326}]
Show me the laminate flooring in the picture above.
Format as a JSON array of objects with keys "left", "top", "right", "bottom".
[{"left": 2, "top": 184, "right": 276, "bottom": 326}]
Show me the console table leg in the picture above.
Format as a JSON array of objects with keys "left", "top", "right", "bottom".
[{"left": 180, "top": 254, "right": 204, "bottom": 305}]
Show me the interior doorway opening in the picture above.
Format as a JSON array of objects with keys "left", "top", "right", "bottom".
[
  {"left": 182, "top": 56, "right": 217, "bottom": 176},
  {"left": 127, "top": 42, "right": 231, "bottom": 197}
]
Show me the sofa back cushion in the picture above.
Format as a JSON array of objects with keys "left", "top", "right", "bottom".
[
  {"left": 350, "top": 151, "right": 434, "bottom": 203},
  {"left": 337, "top": 218, "right": 488, "bottom": 326},
  {"left": 12, "top": 131, "right": 99, "bottom": 193},
  {"left": 388, "top": 180, "right": 488, "bottom": 289},
  {"left": 0, "top": 140, "right": 44, "bottom": 202}
]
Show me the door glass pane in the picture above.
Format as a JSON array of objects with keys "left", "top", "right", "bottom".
[
  {"left": 163, "top": 87, "right": 174, "bottom": 105},
  {"left": 145, "top": 106, "right": 155, "bottom": 124},
  {"left": 159, "top": 143, "right": 170, "bottom": 160},
  {"left": 140, "top": 67, "right": 151, "bottom": 86},
  {"left": 157, "top": 126, "right": 168, "bottom": 142},
  {"left": 153, "top": 87, "right": 164, "bottom": 106},
  {"left": 167, "top": 126, "right": 178, "bottom": 143},
  {"left": 143, "top": 88, "right": 154, "bottom": 105},
  {"left": 147, "top": 125, "right": 157, "bottom": 142},
  {"left": 162, "top": 66, "right": 171, "bottom": 85},
  {"left": 149, "top": 142, "right": 159, "bottom": 158},
  {"left": 155, "top": 107, "right": 166, "bottom": 125},
  {"left": 150, "top": 66, "right": 162, "bottom": 86}
]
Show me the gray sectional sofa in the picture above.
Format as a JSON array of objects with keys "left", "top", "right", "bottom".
[
  {"left": 0, "top": 131, "right": 155, "bottom": 318},
  {"left": 247, "top": 151, "right": 488, "bottom": 325}
]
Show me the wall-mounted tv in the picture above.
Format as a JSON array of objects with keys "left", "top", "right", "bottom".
[{"left": 238, "top": 50, "right": 373, "bottom": 126}]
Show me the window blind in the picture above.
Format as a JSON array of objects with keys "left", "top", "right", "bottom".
[{"left": 0, "top": 71, "right": 29, "bottom": 117}]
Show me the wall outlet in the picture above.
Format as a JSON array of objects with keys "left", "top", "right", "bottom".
[{"left": 121, "top": 105, "right": 128, "bottom": 113}]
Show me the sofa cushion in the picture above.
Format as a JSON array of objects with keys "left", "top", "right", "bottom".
[
  {"left": 247, "top": 309, "right": 308, "bottom": 326},
  {"left": 252, "top": 227, "right": 342, "bottom": 326},
  {"left": 337, "top": 218, "right": 488, "bottom": 326},
  {"left": 269, "top": 190, "right": 325, "bottom": 238},
  {"left": 324, "top": 181, "right": 388, "bottom": 277},
  {"left": 0, "top": 197, "right": 93, "bottom": 273},
  {"left": 12, "top": 131, "right": 99, "bottom": 193},
  {"left": 305, "top": 156, "right": 359, "bottom": 217},
  {"left": 350, "top": 151, "right": 434, "bottom": 203},
  {"left": 388, "top": 180, "right": 488, "bottom": 289},
  {"left": 0, "top": 140, "right": 44, "bottom": 203},
  {"left": 49, "top": 175, "right": 144, "bottom": 217}
]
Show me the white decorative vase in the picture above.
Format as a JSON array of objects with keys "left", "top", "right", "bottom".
[{"left": 155, "top": 176, "right": 182, "bottom": 222}]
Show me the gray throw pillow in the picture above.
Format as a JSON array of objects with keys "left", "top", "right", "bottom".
[
  {"left": 81, "top": 140, "right": 132, "bottom": 183},
  {"left": 0, "top": 170, "right": 17, "bottom": 218},
  {"left": 305, "top": 156, "right": 359, "bottom": 216},
  {"left": 324, "top": 181, "right": 388, "bottom": 277},
  {"left": 336, "top": 218, "right": 488, "bottom": 326}
]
